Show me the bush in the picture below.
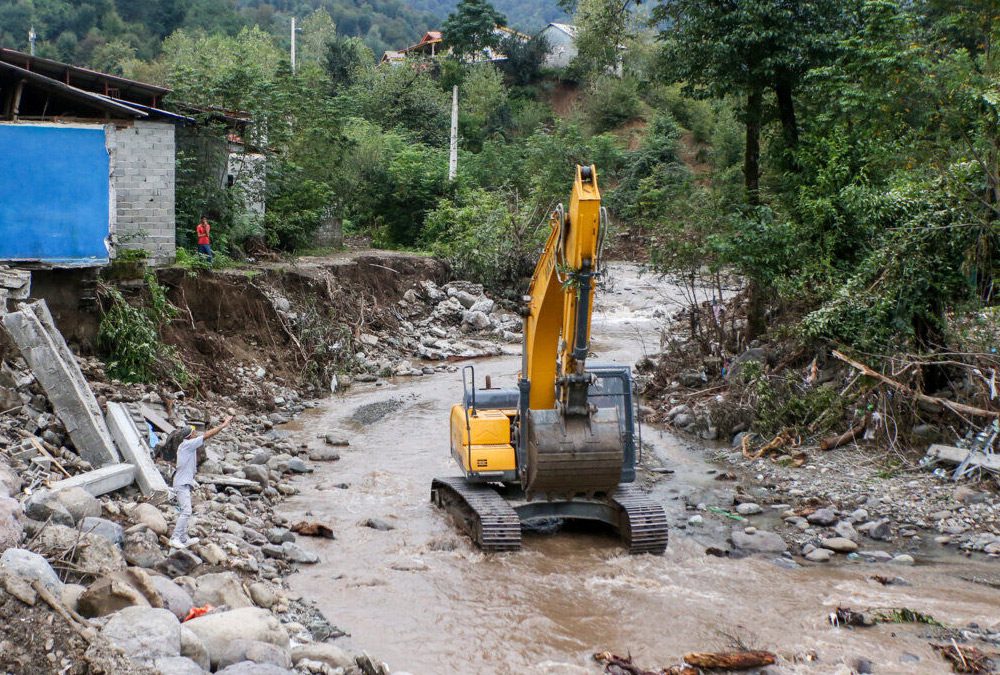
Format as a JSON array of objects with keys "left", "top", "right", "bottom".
[
  {"left": 584, "top": 75, "right": 642, "bottom": 133},
  {"left": 425, "top": 188, "right": 548, "bottom": 291},
  {"left": 98, "top": 275, "right": 187, "bottom": 384}
]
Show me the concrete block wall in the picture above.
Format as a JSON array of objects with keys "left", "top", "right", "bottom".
[{"left": 110, "top": 121, "right": 176, "bottom": 266}]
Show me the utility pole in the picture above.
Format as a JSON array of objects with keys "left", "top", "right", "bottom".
[
  {"left": 290, "top": 18, "right": 300, "bottom": 72},
  {"left": 449, "top": 85, "right": 458, "bottom": 181},
  {"left": 28, "top": 27, "right": 36, "bottom": 56}
]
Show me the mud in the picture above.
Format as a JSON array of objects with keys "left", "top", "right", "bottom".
[{"left": 277, "top": 264, "right": 1000, "bottom": 675}]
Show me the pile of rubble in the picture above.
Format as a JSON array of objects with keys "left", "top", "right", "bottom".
[{"left": 0, "top": 298, "right": 403, "bottom": 675}]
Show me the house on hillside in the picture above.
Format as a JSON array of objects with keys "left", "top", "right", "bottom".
[
  {"left": 0, "top": 48, "right": 189, "bottom": 268},
  {"left": 380, "top": 50, "right": 405, "bottom": 66},
  {"left": 393, "top": 27, "right": 527, "bottom": 64},
  {"left": 537, "top": 22, "right": 578, "bottom": 69},
  {"left": 403, "top": 31, "right": 443, "bottom": 57}
]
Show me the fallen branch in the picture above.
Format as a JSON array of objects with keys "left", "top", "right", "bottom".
[
  {"left": 30, "top": 579, "right": 96, "bottom": 644},
  {"left": 832, "top": 350, "right": 999, "bottom": 419},
  {"left": 820, "top": 416, "right": 868, "bottom": 451},
  {"left": 683, "top": 651, "right": 777, "bottom": 669},
  {"left": 931, "top": 642, "right": 999, "bottom": 674}
]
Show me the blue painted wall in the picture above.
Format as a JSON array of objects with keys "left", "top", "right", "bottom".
[{"left": 0, "top": 125, "right": 110, "bottom": 265}]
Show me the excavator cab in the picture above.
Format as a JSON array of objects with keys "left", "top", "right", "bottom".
[{"left": 432, "top": 166, "right": 668, "bottom": 554}]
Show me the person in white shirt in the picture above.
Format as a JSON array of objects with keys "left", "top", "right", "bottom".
[{"left": 169, "top": 415, "right": 233, "bottom": 549}]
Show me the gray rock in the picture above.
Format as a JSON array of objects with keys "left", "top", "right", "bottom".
[
  {"left": 248, "top": 582, "right": 278, "bottom": 610},
  {"left": 261, "top": 544, "right": 284, "bottom": 559},
  {"left": 250, "top": 450, "right": 272, "bottom": 465},
  {"left": 149, "top": 656, "right": 208, "bottom": 675},
  {"left": 677, "top": 370, "right": 706, "bottom": 387},
  {"left": 823, "top": 537, "right": 858, "bottom": 553},
  {"left": 180, "top": 625, "right": 211, "bottom": 670},
  {"left": 672, "top": 413, "right": 695, "bottom": 428},
  {"left": 192, "top": 572, "right": 252, "bottom": 609},
  {"left": 449, "top": 289, "right": 478, "bottom": 308},
  {"left": 242, "top": 465, "right": 269, "bottom": 487},
  {"left": 152, "top": 575, "right": 195, "bottom": 621},
  {"left": 80, "top": 516, "right": 125, "bottom": 547},
  {"left": 124, "top": 528, "right": 165, "bottom": 568},
  {"left": 281, "top": 542, "right": 318, "bottom": 564},
  {"left": 78, "top": 574, "right": 153, "bottom": 618},
  {"left": 52, "top": 487, "right": 101, "bottom": 524},
  {"left": 0, "top": 460, "right": 22, "bottom": 498},
  {"left": 955, "top": 486, "right": 986, "bottom": 504},
  {"left": 806, "top": 508, "right": 838, "bottom": 526},
  {"left": 849, "top": 508, "right": 869, "bottom": 523},
  {"left": 364, "top": 518, "right": 395, "bottom": 531},
  {"left": 852, "top": 657, "right": 875, "bottom": 674},
  {"left": 308, "top": 448, "right": 340, "bottom": 462},
  {"left": 835, "top": 521, "right": 859, "bottom": 540},
  {"left": 771, "top": 557, "right": 801, "bottom": 570},
  {"left": 805, "top": 548, "right": 833, "bottom": 562},
  {"left": 868, "top": 520, "right": 892, "bottom": 541},
  {"left": 890, "top": 554, "right": 915, "bottom": 565},
  {"left": 731, "top": 529, "right": 787, "bottom": 554},
  {"left": 323, "top": 435, "right": 350, "bottom": 447},
  {"left": 736, "top": 503, "right": 763, "bottom": 516},
  {"left": 0, "top": 547, "right": 62, "bottom": 595},
  {"left": 101, "top": 606, "right": 181, "bottom": 664},
  {"left": 469, "top": 298, "right": 495, "bottom": 314},
  {"left": 218, "top": 639, "right": 292, "bottom": 669},
  {"left": 266, "top": 528, "right": 294, "bottom": 545},
  {"left": 155, "top": 549, "right": 203, "bottom": 578},
  {"left": 290, "top": 643, "right": 353, "bottom": 669},
  {"left": 900, "top": 652, "right": 920, "bottom": 664},
  {"left": 134, "top": 503, "right": 169, "bottom": 536},
  {"left": 858, "top": 550, "right": 893, "bottom": 563},
  {"left": 286, "top": 458, "right": 310, "bottom": 474},
  {"left": 0, "top": 496, "right": 23, "bottom": 552},
  {"left": 75, "top": 532, "right": 126, "bottom": 576},
  {"left": 183, "top": 607, "right": 289, "bottom": 669},
  {"left": 24, "top": 490, "right": 74, "bottom": 527},
  {"left": 461, "top": 310, "right": 491, "bottom": 331},
  {"left": 666, "top": 404, "right": 691, "bottom": 420}
]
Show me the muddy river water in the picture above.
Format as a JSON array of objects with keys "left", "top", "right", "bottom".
[{"left": 280, "top": 265, "right": 1000, "bottom": 675}]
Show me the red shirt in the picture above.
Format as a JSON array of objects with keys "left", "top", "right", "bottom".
[{"left": 197, "top": 222, "right": 210, "bottom": 245}]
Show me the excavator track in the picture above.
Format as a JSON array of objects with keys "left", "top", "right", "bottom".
[
  {"left": 431, "top": 477, "right": 522, "bottom": 552},
  {"left": 612, "top": 484, "right": 669, "bottom": 555}
]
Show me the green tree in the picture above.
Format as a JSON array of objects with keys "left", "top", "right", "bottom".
[{"left": 441, "top": 0, "right": 507, "bottom": 60}]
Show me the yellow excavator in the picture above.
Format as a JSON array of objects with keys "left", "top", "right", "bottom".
[{"left": 431, "top": 165, "right": 668, "bottom": 554}]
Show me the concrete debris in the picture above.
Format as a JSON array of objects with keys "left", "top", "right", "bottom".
[
  {"left": 106, "top": 402, "right": 169, "bottom": 499},
  {"left": 0, "top": 266, "right": 31, "bottom": 313},
  {"left": 2, "top": 300, "right": 119, "bottom": 468},
  {"left": 48, "top": 463, "right": 136, "bottom": 497}
]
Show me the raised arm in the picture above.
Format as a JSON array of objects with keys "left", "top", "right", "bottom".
[{"left": 203, "top": 415, "right": 233, "bottom": 441}]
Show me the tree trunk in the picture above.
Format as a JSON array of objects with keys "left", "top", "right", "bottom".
[
  {"left": 743, "top": 88, "right": 762, "bottom": 206},
  {"left": 774, "top": 80, "right": 799, "bottom": 150}
]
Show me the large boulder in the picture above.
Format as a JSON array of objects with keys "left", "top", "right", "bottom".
[
  {"left": 290, "top": 643, "right": 353, "bottom": 670},
  {"left": 148, "top": 656, "right": 207, "bottom": 675},
  {"left": 0, "top": 496, "right": 23, "bottom": 552},
  {"left": 101, "top": 606, "right": 181, "bottom": 664},
  {"left": 192, "top": 572, "right": 252, "bottom": 609},
  {"left": 218, "top": 639, "right": 292, "bottom": 669},
  {"left": 0, "top": 547, "right": 61, "bottom": 595},
  {"left": 24, "top": 490, "right": 74, "bottom": 527},
  {"left": 75, "top": 532, "right": 126, "bottom": 576},
  {"left": 134, "top": 503, "right": 169, "bottom": 536},
  {"left": 79, "top": 517, "right": 125, "bottom": 547},
  {"left": 52, "top": 487, "right": 101, "bottom": 524},
  {"left": 731, "top": 529, "right": 788, "bottom": 554},
  {"left": 183, "top": 607, "right": 289, "bottom": 669},
  {"left": 152, "top": 575, "right": 195, "bottom": 621},
  {"left": 216, "top": 663, "right": 293, "bottom": 674},
  {"left": 123, "top": 528, "right": 165, "bottom": 568},
  {"left": 77, "top": 568, "right": 162, "bottom": 618},
  {"left": 0, "top": 460, "right": 22, "bottom": 498},
  {"left": 181, "top": 625, "right": 211, "bottom": 671}
]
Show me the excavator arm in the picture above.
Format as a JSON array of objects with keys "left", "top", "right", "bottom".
[{"left": 522, "top": 165, "right": 604, "bottom": 413}]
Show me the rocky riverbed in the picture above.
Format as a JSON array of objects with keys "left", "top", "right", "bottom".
[{"left": 0, "top": 269, "right": 518, "bottom": 675}]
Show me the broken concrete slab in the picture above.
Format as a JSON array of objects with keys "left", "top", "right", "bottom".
[
  {"left": 106, "top": 403, "right": 169, "bottom": 500},
  {"left": 141, "top": 404, "right": 175, "bottom": 434},
  {"left": 2, "top": 300, "right": 119, "bottom": 468},
  {"left": 0, "top": 267, "right": 31, "bottom": 314},
  {"left": 48, "top": 464, "right": 135, "bottom": 497}
]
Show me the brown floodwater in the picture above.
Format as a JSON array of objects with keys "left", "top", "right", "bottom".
[{"left": 279, "top": 265, "right": 1000, "bottom": 675}]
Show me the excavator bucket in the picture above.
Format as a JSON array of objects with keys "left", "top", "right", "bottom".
[{"left": 524, "top": 407, "right": 624, "bottom": 498}]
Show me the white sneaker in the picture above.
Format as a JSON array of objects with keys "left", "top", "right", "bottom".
[{"left": 168, "top": 538, "right": 187, "bottom": 549}]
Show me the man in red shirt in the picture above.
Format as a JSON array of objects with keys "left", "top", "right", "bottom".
[{"left": 196, "top": 216, "right": 213, "bottom": 266}]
